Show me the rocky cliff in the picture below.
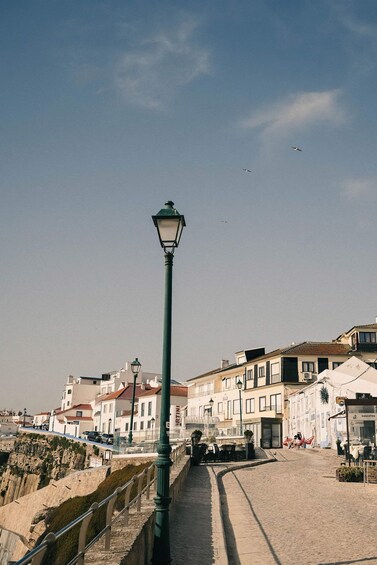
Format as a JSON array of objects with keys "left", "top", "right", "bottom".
[{"left": 0, "top": 432, "right": 97, "bottom": 506}]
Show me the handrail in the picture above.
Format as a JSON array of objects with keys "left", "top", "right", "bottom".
[{"left": 14, "top": 442, "right": 186, "bottom": 565}]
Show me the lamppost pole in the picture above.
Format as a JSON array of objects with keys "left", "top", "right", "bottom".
[
  {"left": 237, "top": 380, "right": 243, "bottom": 436},
  {"left": 151, "top": 201, "right": 185, "bottom": 565},
  {"left": 129, "top": 358, "right": 141, "bottom": 446},
  {"left": 23, "top": 408, "right": 26, "bottom": 428}
]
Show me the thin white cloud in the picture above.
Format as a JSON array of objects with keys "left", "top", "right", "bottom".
[
  {"left": 114, "top": 18, "right": 210, "bottom": 109},
  {"left": 338, "top": 11, "right": 377, "bottom": 41},
  {"left": 340, "top": 177, "right": 377, "bottom": 200},
  {"left": 240, "top": 90, "right": 345, "bottom": 140}
]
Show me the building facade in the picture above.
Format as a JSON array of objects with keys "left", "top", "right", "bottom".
[{"left": 187, "top": 323, "right": 377, "bottom": 448}]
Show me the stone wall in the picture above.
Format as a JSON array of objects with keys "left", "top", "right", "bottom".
[{"left": 0, "top": 465, "right": 109, "bottom": 562}]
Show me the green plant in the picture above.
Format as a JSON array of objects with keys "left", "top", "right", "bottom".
[
  {"left": 336, "top": 466, "right": 363, "bottom": 482},
  {"left": 244, "top": 430, "right": 254, "bottom": 442},
  {"left": 320, "top": 385, "right": 329, "bottom": 404}
]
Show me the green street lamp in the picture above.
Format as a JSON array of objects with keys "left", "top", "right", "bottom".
[
  {"left": 209, "top": 397, "right": 214, "bottom": 416},
  {"left": 128, "top": 357, "right": 141, "bottom": 445},
  {"left": 151, "top": 201, "right": 186, "bottom": 565},
  {"left": 236, "top": 379, "right": 243, "bottom": 436}
]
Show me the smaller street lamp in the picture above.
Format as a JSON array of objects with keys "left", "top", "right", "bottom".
[
  {"left": 236, "top": 379, "right": 243, "bottom": 436},
  {"left": 208, "top": 398, "right": 214, "bottom": 416},
  {"left": 129, "top": 358, "right": 141, "bottom": 445},
  {"left": 108, "top": 418, "right": 112, "bottom": 435},
  {"left": 150, "top": 417, "right": 156, "bottom": 442}
]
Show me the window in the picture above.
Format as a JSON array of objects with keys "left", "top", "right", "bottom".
[
  {"left": 67, "top": 389, "right": 72, "bottom": 395},
  {"left": 332, "top": 362, "right": 342, "bottom": 369},
  {"left": 233, "top": 399, "right": 240, "bottom": 415},
  {"left": 259, "top": 396, "right": 266, "bottom": 411},
  {"left": 141, "top": 403, "right": 145, "bottom": 417},
  {"left": 223, "top": 378, "right": 231, "bottom": 390},
  {"left": 258, "top": 367, "right": 265, "bottom": 378},
  {"left": 133, "top": 422, "right": 137, "bottom": 430},
  {"left": 246, "top": 369, "right": 253, "bottom": 381},
  {"left": 140, "top": 421, "right": 144, "bottom": 430},
  {"left": 359, "top": 332, "right": 377, "bottom": 343},
  {"left": 225, "top": 400, "right": 232, "bottom": 419},
  {"left": 217, "top": 402, "right": 223, "bottom": 414},
  {"left": 148, "top": 401, "right": 152, "bottom": 416},
  {"left": 103, "top": 405, "right": 107, "bottom": 413},
  {"left": 271, "top": 363, "right": 280, "bottom": 384},
  {"left": 125, "top": 423, "right": 129, "bottom": 431},
  {"left": 270, "top": 393, "right": 282, "bottom": 412},
  {"left": 302, "top": 361, "right": 315, "bottom": 372},
  {"left": 76, "top": 411, "right": 83, "bottom": 417},
  {"left": 246, "top": 398, "right": 255, "bottom": 413}
]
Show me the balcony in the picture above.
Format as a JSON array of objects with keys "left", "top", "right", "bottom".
[{"left": 259, "top": 405, "right": 283, "bottom": 415}]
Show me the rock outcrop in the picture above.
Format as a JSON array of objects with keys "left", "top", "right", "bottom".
[{"left": 0, "top": 432, "right": 98, "bottom": 506}]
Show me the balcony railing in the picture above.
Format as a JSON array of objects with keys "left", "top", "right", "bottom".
[{"left": 259, "top": 405, "right": 283, "bottom": 414}]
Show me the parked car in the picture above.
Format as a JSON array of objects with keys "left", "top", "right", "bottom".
[
  {"left": 85, "top": 431, "right": 101, "bottom": 443},
  {"left": 99, "top": 433, "right": 114, "bottom": 445}
]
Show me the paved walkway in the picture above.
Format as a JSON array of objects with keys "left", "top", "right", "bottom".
[{"left": 170, "top": 449, "right": 377, "bottom": 565}]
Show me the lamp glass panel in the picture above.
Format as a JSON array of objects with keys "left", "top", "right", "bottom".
[{"left": 156, "top": 218, "right": 181, "bottom": 246}]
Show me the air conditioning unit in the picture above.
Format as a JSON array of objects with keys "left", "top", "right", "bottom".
[{"left": 303, "top": 372, "right": 313, "bottom": 382}]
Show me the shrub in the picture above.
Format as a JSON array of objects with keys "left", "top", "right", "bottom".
[{"left": 336, "top": 466, "right": 363, "bottom": 482}]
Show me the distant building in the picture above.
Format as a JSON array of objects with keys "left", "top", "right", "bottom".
[
  {"left": 51, "top": 404, "right": 93, "bottom": 437},
  {"left": 32, "top": 412, "right": 50, "bottom": 429}
]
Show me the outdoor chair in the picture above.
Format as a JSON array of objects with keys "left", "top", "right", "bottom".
[{"left": 361, "top": 446, "right": 372, "bottom": 462}]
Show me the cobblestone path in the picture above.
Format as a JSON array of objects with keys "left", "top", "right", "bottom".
[{"left": 222, "top": 448, "right": 377, "bottom": 565}]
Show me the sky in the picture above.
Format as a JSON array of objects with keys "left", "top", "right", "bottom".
[{"left": 1, "top": 0, "right": 377, "bottom": 414}]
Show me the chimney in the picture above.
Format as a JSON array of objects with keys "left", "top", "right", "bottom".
[{"left": 221, "top": 359, "right": 229, "bottom": 369}]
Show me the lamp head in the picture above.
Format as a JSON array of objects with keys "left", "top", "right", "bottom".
[
  {"left": 152, "top": 201, "right": 186, "bottom": 253},
  {"left": 131, "top": 357, "right": 141, "bottom": 376},
  {"left": 236, "top": 379, "right": 243, "bottom": 390},
  {"left": 209, "top": 398, "right": 214, "bottom": 407}
]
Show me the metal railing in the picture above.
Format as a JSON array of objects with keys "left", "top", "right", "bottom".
[{"left": 15, "top": 442, "right": 187, "bottom": 565}]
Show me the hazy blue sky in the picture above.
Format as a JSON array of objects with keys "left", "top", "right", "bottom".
[{"left": 1, "top": 1, "right": 377, "bottom": 413}]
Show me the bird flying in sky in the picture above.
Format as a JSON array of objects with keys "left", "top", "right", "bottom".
[
  {"left": 291, "top": 146, "right": 302, "bottom": 151},
  {"left": 242, "top": 168, "right": 252, "bottom": 172}
]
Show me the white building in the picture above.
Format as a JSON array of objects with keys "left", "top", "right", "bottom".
[
  {"left": 32, "top": 412, "right": 50, "bottom": 429},
  {"left": 118, "top": 385, "right": 188, "bottom": 442},
  {"left": 50, "top": 404, "right": 93, "bottom": 437},
  {"left": 288, "top": 357, "right": 377, "bottom": 449},
  {"left": 60, "top": 375, "right": 103, "bottom": 412}
]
